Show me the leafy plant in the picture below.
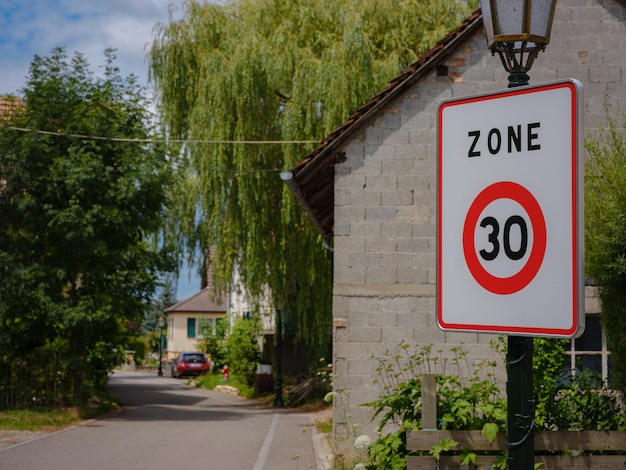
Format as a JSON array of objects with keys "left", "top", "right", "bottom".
[
  {"left": 363, "top": 342, "right": 507, "bottom": 468},
  {"left": 534, "top": 337, "right": 625, "bottom": 431},
  {"left": 366, "top": 430, "right": 407, "bottom": 470},
  {"left": 429, "top": 437, "right": 458, "bottom": 460},
  {"left": 585, "top": 113, "right": 626, "bottom": 394},
  {"left": 360, "top": 338, "right": 625, "bottom": 469},
  {"left": 197, "top": 317, "right": 227, "bottom": 370},
  {"left": 224, "top": 316, "right": 261, "bottom": 387}
]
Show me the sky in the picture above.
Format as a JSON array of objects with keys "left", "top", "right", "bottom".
[
  {"left": 0, "top": 0, "right": 185, "bottom": 95},
  {"left": 0, "top": 0, "right": 203, "bottom": 300}
]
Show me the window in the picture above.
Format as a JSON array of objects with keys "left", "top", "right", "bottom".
[
  {"left": 187, "top": 318, "right": 196, "bottom": 338},
  {"left": 565, "top": 315, "right": 611, "bottom": 386}
]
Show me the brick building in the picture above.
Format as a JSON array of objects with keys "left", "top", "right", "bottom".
[{"left": 285, "top": 2, "right": 626, "bottom": 444}]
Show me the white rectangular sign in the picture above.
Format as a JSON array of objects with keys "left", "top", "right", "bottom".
[{"left": 437, "top": 79, "right": 584, "bottom": 338}]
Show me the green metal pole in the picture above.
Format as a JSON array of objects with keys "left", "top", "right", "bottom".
[
  {"left": 506, "top": 70, "right": 535, "bottom": 470},
  {"left": 157, "top": 326, "right": 164, "bottom": 377},
  {"left": 506, "top": 336, "right": 534, "bottom": 468},
  {"left": 274, "top": 309, "right": 284, "bottom": 408}
]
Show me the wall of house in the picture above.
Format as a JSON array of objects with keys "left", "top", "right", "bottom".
[
  {"left": 228, "top": 264, "right": 276, "bottom": 335},
  {"left": 166, "top": 312, "right": 225, "bottom": 361},
  {"left": 331, "top": 1, "right": 626, "bottom": 446}
]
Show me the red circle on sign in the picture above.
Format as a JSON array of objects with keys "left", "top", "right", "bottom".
[{"left": 462, "top": 182, "right": 546, "bottom": 295}]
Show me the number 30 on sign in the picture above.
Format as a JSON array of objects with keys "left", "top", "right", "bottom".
[{"left": 436, "top": 80, "right": 585, "bottom": 338}]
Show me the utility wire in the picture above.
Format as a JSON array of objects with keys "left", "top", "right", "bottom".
[
  {"left": 0, "top": 125, "right": 320, "bottom": 145},
  {"left": 0, "top": 125, "right": 307, "bottom": 174}
]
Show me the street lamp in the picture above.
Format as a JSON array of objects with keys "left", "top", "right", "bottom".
[
  {"left": 479, "top": 1, "right": 557, "bottom": 468},
  {"left": 273, "top": 308, "right": 284, "bottom": 408},
  {"left": 481, "top": 0, "right": 556, "bottom": 87},
  {"left": 157, "top": 315, "right": 165, "bottom": 377}
]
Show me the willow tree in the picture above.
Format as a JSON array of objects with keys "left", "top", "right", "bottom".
[{"left": 149, "top": 0, "right": 477, "bottom": 363}]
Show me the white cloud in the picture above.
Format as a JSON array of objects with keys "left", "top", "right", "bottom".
[{"left": 0, "top": 0, "right": 186, "bottom": 94}]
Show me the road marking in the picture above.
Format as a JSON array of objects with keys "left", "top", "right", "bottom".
[{"left": 252, "top": 413, "right": 279, "bottom": 470}]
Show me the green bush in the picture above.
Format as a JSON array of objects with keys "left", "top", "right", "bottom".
[
  {"left": 534, "top": 337, "right": 625, "bottom": 431},
  {"left": 124, "top": 336, "right": 148, "bottom": 366},
  {"left": 363, "top": 342, "right": 505, "bottom": 469},
  {"left": 225, "top": 317, "right": 260, "bottom": 387},
  {"left": 197, "top": 318, "right": 227, "bottom": 370},
  {"left": 361, "top": 339, "right": 625, "bottom": 469}
]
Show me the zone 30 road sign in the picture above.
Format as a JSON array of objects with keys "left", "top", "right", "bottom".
[{"left": 437, "top": 79, "right": 584, "bottom": 338}]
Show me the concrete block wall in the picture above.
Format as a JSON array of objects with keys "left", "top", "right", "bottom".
[{"left": 331, "top": 0, "right": 626, "bottom": 447}]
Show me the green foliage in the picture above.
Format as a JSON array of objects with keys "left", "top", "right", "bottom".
[
  {"left": 0, "top": 48, "right": 173, "bottom": 406},
  {"left": 149, "top": 0, "right": 478, "bottom": 366},
  {"left": 200, "top": 371, "right": 255, "bottom": 398},
  {"left": 533, "top": 338, "right": 625, "bottom": 431},
  {"left": 361, "top": 339, "right": 625, "bottom": 468},
  {"left": 437, "top": 372, "right": 506, "bottom": 432},
  {"left": 366, "top": 431, "right": 408, "bottom": 470},
  {"left": 429, "top": 437, "right": 458, "bottom": 460},
  {"left": 459, "top": 447, "right": 478, "bottom": 466},
  {"left": 200, "top": 371, "right": 226, "bottom": 390},
  {"left": 533, "top": 337, "right": 569, "bottom": 429},
  {"left": 224, "top": 317, "right": 261, "bottom": 387},
  {"left": 491, "top": 455, "right": 508, "bottom": 470},
  {"left": 365, "top": 342, "right": 506, "bottom": 433},
  {"left": 0, "top": 337, "right": 121, "bottom": 407},
  {"left": 585, "top": 114, "right": 626, "bottom": 393},
  {"left": 197, "top": 317, "right": 227, "bottom": 369},
  {"left": 547, "top": 373, "right": 625, "bottom": 431},
  {"left": 0, "top": 408, "right": 81, "bottom": 431},
  {"left": 125, "top": 336, "right": 148, "bottom": 366},
  {"left": 143, "top": 276, "right": 177, "bottom": 333},
  {"left": 363, "top": 342, "right": 506, "bottom": 468}
]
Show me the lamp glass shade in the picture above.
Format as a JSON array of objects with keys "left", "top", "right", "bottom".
[
  {"left": 158, "top": 316, "right": 165, "bottom": 329},
  {"left": 494, "top": 0, "right": 525, "bottom": 37},
  {"left": 529, "top": 0, "right": 555, "bottom": 38},
  {"left": 481, "top": 0, "right": 556, "bottom": 46},
  {"left": 481, "top": 0, "right": 495, "bottom": 46}
]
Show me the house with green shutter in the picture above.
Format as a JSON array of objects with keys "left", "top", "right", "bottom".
[{"left": 164, "top": 287, "right": 227, "bottom": 362}]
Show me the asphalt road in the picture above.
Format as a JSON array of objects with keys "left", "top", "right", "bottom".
[{"left": 0, "top": 371, "right": 331, "bottom": 470}]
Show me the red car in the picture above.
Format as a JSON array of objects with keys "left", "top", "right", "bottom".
[{"left": 171, "top": 352, "right": 210, "bottom": 378}]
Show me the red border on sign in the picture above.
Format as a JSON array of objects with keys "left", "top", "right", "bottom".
[
  {"left": 462, "top": 182, "right": 546, "bottom": 295},
  {"left": 437, "top": 80, "right": 581, "bottom": 337}
]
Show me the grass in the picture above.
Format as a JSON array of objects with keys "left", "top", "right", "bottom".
[
  {"left": 198, "top": 372, "right": 256, "bottom": 398},
  {"left": 315, "top": 415, "right": 332, "bottom": 434},
  {"left": 0, "top": 394, "right": 118, "bottom": 431},
  {"left": 0, "top": 408, "right": 82, "bottom": 431}
]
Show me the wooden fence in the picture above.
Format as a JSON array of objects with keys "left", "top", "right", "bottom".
[
  {"left": 406, "top": 374, "right": 626, "bottom": 469},
  {"left": 406, "top": 429, "right": 626, "bottom": 469}
]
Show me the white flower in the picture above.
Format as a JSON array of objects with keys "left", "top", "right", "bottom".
[
  {"left": 354, "top": 464, "right": 367, "bottom": 470},
  {"left": 323, "top": 391, "right": 337, "bottom": 404},
  {"left": 354, "top": 434, "right": 373, "bottom": 450}
]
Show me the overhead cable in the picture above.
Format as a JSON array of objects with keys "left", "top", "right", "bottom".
[{"left": 0, "top": 125, "right": 320, "bottom": 145}]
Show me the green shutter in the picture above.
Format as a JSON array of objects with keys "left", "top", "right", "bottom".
[{"left": 187, "top": 318, "right": 196, "bottom": 338}]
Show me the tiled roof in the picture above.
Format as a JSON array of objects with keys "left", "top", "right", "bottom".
[
  {"left": 165, "top": 287, "right": 227, "bottom": 314},
  {"left": 285, "top": 9, "right": 483, "bottom": 240},
  {"left": 0, "top": 97, "right": 23, "bottom": 121}
]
